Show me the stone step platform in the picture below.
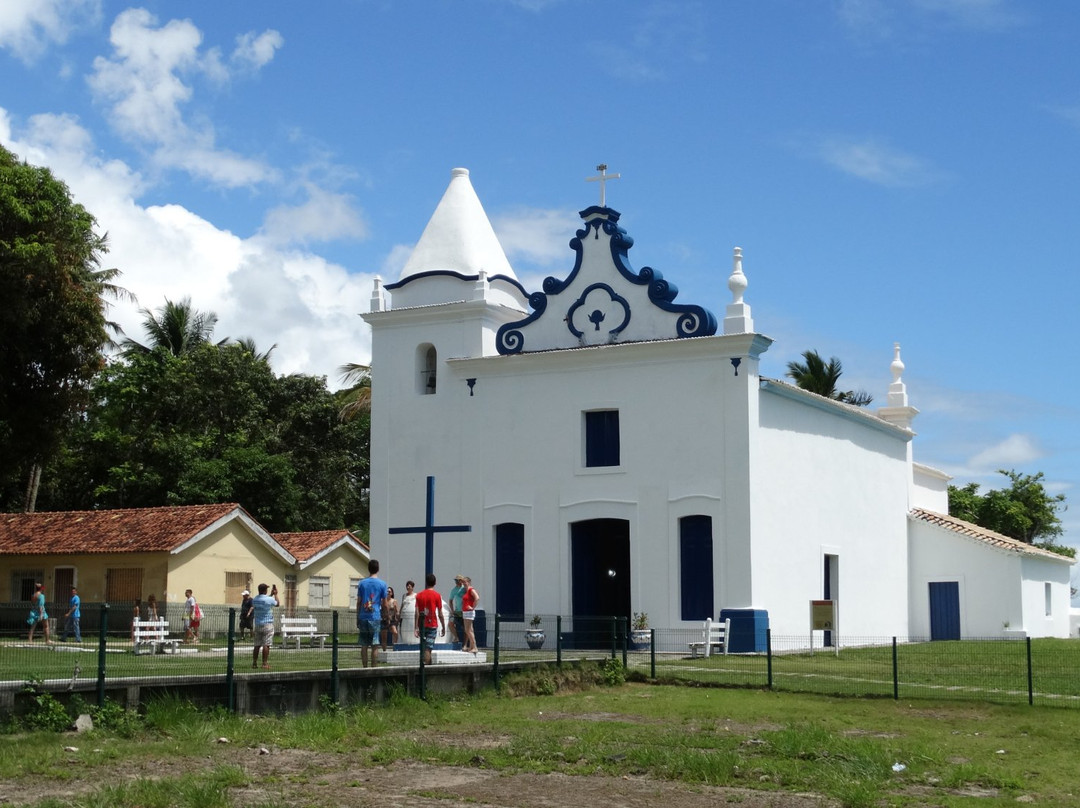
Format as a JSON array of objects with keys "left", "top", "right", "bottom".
[{"left": 380, "top": 648, "right": 487, "bottom": 665}]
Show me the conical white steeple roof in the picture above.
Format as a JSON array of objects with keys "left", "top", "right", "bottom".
[{"left": 399, "top": 167, "right": 516, "bottom": 281}]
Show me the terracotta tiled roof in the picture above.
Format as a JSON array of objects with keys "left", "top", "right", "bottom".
[
  {"left": 0, "top": 504, "right": 241, "bottom": 555},
  {"left": 910, "top": 508, "right": 1074, "bottom": 562},
  {"left": 273, "top": 530, "right": 369, "bottom": 563}
]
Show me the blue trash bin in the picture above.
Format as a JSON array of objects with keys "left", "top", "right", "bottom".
[{"left": 718, "top": 609, "right": 769, "bottom": 652}]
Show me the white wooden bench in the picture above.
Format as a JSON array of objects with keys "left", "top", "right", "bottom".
[
  {"left": 279, "top": 616, "right": 329, "bottom": 649},
  {"left": 133, "top": 618, "right": 181, "bottom": 655},
  {"left": 688, "top": 617, "right": 731, "bottom": 658}
]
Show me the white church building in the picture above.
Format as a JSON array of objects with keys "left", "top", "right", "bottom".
[{"left": 362, "top": 167, "right": 1073, "bottom": 646}]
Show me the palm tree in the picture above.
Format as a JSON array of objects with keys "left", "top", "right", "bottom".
[
  {"left": 336, "top": 362, "right": 371, "bottom": 422},
  {"left": 786, "top": 350, "right": 873, "bottom": 407},
  {"left": 235, "top": 336, "right": 277, "bottom": 364},
  {"left": 121, "top": 297, "right": 221, "bottom": 356}
]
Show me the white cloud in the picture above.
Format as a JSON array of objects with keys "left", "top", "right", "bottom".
[
  {"left": 258, "top": 185, "right": 368, "bottom": 247},
  {"left": 2, "top": 107, "right": 375, "bottom": 387},
  {"left": 967, "top": 434, "right": 1044, "bottom": 472},
  {"left": 493, "top": 207, "right": 576, "bottom": 268},
  {"left": 232, "top": 30, "right": 284, "bottom": 71},
  {"left": 817, "top": 136, "right": 943, "bottom": 187},
  {"left": 0, "top": 0, "right": 100, "bottom": 63},
  {"left": 837, "top": 0, "right": 1025, "bottom": 40},
  {"left": 86, "top": 8, "right": 279, "bottom": 188}
]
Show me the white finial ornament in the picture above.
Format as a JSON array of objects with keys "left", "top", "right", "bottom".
[
  {"left": 723, "top": 247, "right": 754, "bottom": 335},
  {"left": 370, "top": 276, "right": 385, "bottom": 312},
  {"left": 586, "top": 163, "right": 621, "bottom": 207}
]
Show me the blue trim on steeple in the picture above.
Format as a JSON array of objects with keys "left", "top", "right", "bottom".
[{"left": 384, "top": 269, "right": 529, "bottom": 298}]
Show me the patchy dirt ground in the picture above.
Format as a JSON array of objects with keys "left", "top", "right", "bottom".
[{"left": 0, "top": 748, "right": 839, "bottom": 808}]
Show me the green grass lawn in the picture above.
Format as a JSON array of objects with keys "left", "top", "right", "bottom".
[{"left": 4, "top": 673, "right": 1080, "bottom": 807}]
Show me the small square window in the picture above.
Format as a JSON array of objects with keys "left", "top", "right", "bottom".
[{"left": 584, "top": 410, "right": 620, "bottom": 467}]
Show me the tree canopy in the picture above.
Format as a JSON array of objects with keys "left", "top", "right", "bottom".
[
  {"left": 948, "top": 469, "right": 1069, "bottom": 552},
  {"left": 785, "top": 349, "right": 873, "bottom": 407},
  {"left": 0, "top": 144, "right": 121, "bottom": 511},
  {"left": 37, "top": 343, "right": 369, "bottom": 532}
]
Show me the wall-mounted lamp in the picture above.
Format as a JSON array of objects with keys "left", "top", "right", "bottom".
[
  {"left": 731, "top": 357, "right": 742, "bottom": 377},
  {"left": 466, "top": 378, "right": 476, "bottom": 396}
]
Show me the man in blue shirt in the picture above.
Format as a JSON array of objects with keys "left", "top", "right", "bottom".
[
  {"left": 251, "top": 583, "right": 279, "bottom": 669},
  {"left": 356, "top": 559, "right": 388, "bottom": 667},
  {"left": 61, "top": 586, "right": 81, "bottom": 643}
]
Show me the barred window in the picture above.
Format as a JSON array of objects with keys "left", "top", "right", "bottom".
[
  {"left": 105, "top": 568, "right": 143, "bottom": 602},
  {"left": 225, "top": 571, "right": 252, "bottom": 606},
  {"left": 308, "top": 576, "right": 330, "bottom": 609}
]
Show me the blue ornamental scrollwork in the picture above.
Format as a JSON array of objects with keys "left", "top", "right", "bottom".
[
  {"left": 566, "top": 283, "right": 631, "bottom": 339},
  {"left": 496, "top": 292, "right": 547, "bottom": 355}
]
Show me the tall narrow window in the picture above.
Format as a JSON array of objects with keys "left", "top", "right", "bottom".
[
  {"left": 495, "top": 522, "right": 525, "bottom": 619},
  {"left": 349, "top": 577, "right": 361, "bottom": 610},
  {"left": 284, "top": 574, "right": 298, "bottom": 616},
  {"left": 584, "top": 410, "right": 620, "bottom": 467},
  {"left": 1045, "top": 582, "right": 1053, "bottom": 617},
  {"left": 680, "top": 515, "right": 714, "bottom": 621},
  {"left": 418, "top": 343, "right": 437, "bottom": 394}
]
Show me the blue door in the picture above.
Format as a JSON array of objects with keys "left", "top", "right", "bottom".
[{"left": 928, "top": 581, "right": 961, "bottom": 640}]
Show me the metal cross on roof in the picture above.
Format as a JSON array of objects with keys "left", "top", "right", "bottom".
[
  {"left": 586, "top": 163, "right": 620, "bottom": 207},
  {"left": 387, "top": 476, "right": 472, "bottom": 576}
]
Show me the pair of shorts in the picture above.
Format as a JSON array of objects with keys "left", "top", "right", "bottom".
[
  {"left": 253, "top": 624, "right": 274, "bottom": 647},
  {"left": 358, "top": 618, "right": 381, "bottom": 646},
  {"left": 462, "top": 610, "right": 475, "bottom": 621},
  {"left": 421, "top": 626, "right": 438, "bottom": 645}
]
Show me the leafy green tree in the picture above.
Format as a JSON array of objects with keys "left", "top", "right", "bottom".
[
  {"left": 786, "top": 349, "right": 873, "bottom": 407},
  {"left": 39, "top": 343, "right": 369, "bottom": 532},
  {"left": 948, "top": 469, "right": 1068, "bottom": 549},
  {"left": 0, "top": 144, "right": 126, "bottom": 512}
]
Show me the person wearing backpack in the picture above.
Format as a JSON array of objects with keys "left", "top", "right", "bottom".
[{"left": 462, "top": 577, "right": 480, "bottom": 654}]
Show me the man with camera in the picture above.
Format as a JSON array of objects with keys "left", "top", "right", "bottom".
[{"left": 252, "top": 583, "right": 279, "bottom": 670}]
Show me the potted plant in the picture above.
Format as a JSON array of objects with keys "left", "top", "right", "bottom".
[
  {"left": 630, "top": 612, "right": 651, "bottom": 650},
  {"left": 525, "top": 615, "right": 545, "bottom": 650}
]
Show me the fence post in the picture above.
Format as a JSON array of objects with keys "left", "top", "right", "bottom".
[
  {"left": 493, "top": 614, "right": 501, "bottom": 692},
  {"left": 892, "top": 636, "right": 899, "bottom": 700},
  {"left": 225, "top": 608, "right": 236, "bottom": 712},
  {"left": 766, "top": 628, "right": 773, "bottom": 690},
  {"left": 650, "top": 627, "right": 656, "bottom": 679},
  {"left": 610, "top": 615, "right": 617, "bottom": 659},
  {"left": 331, "top": 610, "right": 340, "bottom": 706},
  {"left": 621, "top": 617, "right": 628, "bottom": 668},
  {"left": 96, "top": 603, "right": 109, "bottom": 709},
  {"left": 556, "top": 615, "right": 562, "bottom": 668},
  {"left": 1026, "top": 636, "right": 1034, "bottom": 706}
]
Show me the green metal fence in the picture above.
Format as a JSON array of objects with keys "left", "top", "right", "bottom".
[{"left": 4, "top": 607, "right": 1079, "bottom": 711}]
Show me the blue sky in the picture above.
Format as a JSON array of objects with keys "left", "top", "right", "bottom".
[{"left": 2, "top": 1, "right": 1077, "bottom": 562}]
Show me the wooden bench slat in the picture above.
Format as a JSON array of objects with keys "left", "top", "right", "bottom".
[{"left": 688, "top": 618, "right": 730, "bottom": 658}]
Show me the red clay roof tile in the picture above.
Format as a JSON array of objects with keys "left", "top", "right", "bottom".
[
  {"left": 0, "top": 504, "right": 241, "bottom": 555},
  {"left": 273, "top": 530, "right": 368, "bottom": 562}
]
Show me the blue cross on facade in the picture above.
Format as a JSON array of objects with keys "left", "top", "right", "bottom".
[{"left": 388, "top": 476, "right": 472, "bottom": 576}]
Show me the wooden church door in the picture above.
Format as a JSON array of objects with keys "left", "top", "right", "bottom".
[{"left": 571, "top": 519, "right": 631, "bottom": 643}]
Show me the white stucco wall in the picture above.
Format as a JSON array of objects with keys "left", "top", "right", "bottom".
[
  {"left": 907, "top": 519, "right": 1072, "bottom": 638},
  {"left": 751, "top": 385, "right": 912, "bottom": 639}
]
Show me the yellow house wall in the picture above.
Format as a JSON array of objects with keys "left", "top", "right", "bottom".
[
  {"left": 0, "top": 552, "right": 169, "bottom": 603},
  {"left": 298, "top": 549, "right": 366, "bottom": 610},
  {"left": 167, "top": 522, "right": 292, "bottom": 607}
]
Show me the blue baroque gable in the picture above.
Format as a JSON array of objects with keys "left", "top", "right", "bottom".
[{"left": 496, "top": 206, "right": 717, "bottom": 354}]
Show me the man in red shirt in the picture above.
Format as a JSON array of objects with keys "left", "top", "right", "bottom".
[{"left": 413, "top": 573, "right": 445, "bottom": 664}]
